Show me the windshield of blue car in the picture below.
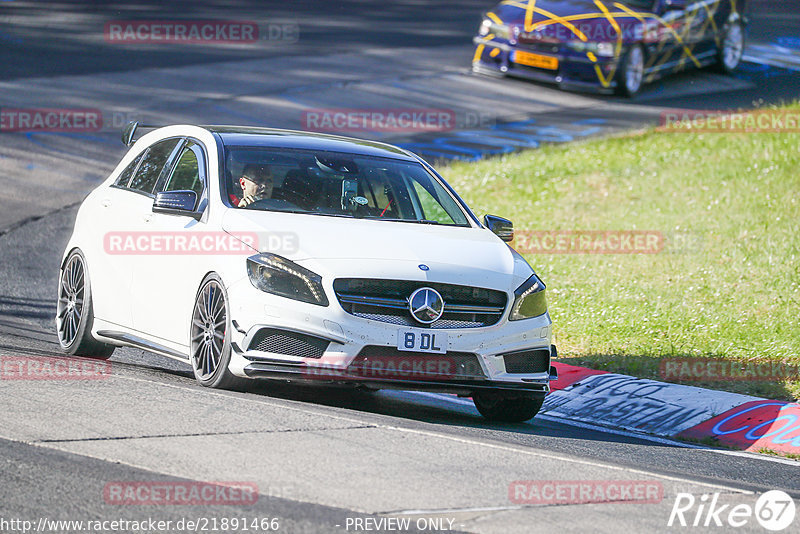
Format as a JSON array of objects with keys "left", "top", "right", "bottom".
[{"left": 223, "top": 147, "right": 471, "bottom": 227}]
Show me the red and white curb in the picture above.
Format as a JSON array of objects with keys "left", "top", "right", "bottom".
[{"left": 545, "top": 363, "right": 800, "bottom": 456}]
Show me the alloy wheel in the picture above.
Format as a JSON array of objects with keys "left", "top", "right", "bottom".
[
  {"left": 625, "top": 46, "right": 644, "bottom": 95},
  {"left": 57, "top": 254, "right": 85, "bottom": 347},
  {"left": 723, "top": 23, "right": 744, "bottom": 71},
  {"left": 191, "top": 280, "right": 227, "bottom": 380}
]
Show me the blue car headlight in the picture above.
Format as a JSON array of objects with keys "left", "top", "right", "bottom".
[
  {"left": 510, "top": 273, "right": 548, "bottom": 321},
  {"left": 246, "top": 253, "right": 329, "bottom": 306},
  {"left": 567, "top": 40, "right": 616, "bottom": 57},
  {"left": 479, "top": 19, "right": 512, "bottom": 40}
]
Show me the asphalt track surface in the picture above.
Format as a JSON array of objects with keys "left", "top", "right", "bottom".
[{"left": 1, "top": 1, "right": 799, "bottom": 533}]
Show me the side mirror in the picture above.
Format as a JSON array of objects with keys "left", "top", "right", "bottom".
[
  {"left": 484, "top": 214, "right": 514, "bottom": 242},
  {"left": 121, "top": 121, "right": 139, "bottom": 146},
  {"left": 153, "top": 190, "right": 202, "bottom": 220},
  {"left": 663, "top": 0, "right": 687, "bottom": 10}
]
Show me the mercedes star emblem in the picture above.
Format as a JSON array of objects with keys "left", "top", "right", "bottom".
[{"left": 408, "top": 287, "right": 445, "bottom": 324}]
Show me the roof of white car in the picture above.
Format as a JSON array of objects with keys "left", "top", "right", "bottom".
[{"left": 207, "top": 126, "right": 418, "bottom": 161}]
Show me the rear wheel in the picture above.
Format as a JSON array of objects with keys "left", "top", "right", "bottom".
[
  {"left": 472, "top": 391, "right": 544, "bottom": 422},
  {"left": 190, "top": 275, "right": 247, "bottom": 390},
  {"left": 56, "top": 250, "right": 115, "bottom": 358},
  {"left": 715, "top": 21, "right": 744, "bottom": 73},
  {"left": 616, "top": 45, "right": 645, "bottom": 97}
]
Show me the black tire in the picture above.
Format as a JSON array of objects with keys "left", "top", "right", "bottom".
[
  {"left": 473, "top": 391, "right": 544, "bottom": 422},
  {"left": 190, "top": 274, "right": 248, "bottom": 390},
  {"left": 714, "top": 21, "right": 744, "bottom": 74},
  {"left": 56, "top": 249, "right": 115, "bottom": 359},
  {"left": 615, "top": 45, "right": 645, "bottom": 97}
]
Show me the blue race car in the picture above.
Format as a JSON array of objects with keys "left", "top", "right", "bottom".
[{"left": 472, "top": 0, "right": 746, "bottom": 96}]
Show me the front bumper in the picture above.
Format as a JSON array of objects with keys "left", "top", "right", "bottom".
[
  {"left": 225, "top": 276, "right": 555, "bottom": 394},
  {"left": 240, "top": 361, "right": 552, "bottom": 397},
  {"left": 472, "top": 37, "right": 619, "bottom": 94}
]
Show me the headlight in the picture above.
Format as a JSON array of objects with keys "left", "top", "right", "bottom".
[
  {"left": 478, "top": 19, "right": 511, "bottom": 40},
  {"left": 566, "top": 40, "right": 617, "bottom": 57},
  {"left": 595, "top": 42, "right": 616, "bottom": 57},
  {"left": 566, "top": 40, "right": 586, "bottom": 52},
  {"left": 246, "top": 253, "right": 329, "bottom": 306},
  {"left": 509, "top": 273, "right": 547, "bottom": 321}
]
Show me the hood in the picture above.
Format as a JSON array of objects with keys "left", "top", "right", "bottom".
[
  {"left": 221, "top": 209, "right": 534, "bottom": 290},
  {"left": 492, "top": 0, "right": 642, "bottom": 41}
]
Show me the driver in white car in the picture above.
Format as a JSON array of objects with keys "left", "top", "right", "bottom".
[{"left": 237, "top": 164, "right": 273, "bottom": 208}]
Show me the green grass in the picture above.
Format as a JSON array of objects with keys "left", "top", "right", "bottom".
[
  {"left": 757, "top": 447, "right": 800, "bottom": 461},
  {"left": 439, "top": 105, "right": 800, "bottom": 401}
]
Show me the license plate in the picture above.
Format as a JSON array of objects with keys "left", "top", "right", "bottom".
[
  {"left": 512, "top": 50, "right": 559, "bottom": 70},
  {"left": 397, "top": 328, "right": 447, "bottom": 354}
]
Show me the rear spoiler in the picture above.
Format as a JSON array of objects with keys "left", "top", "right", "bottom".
[{"left": 121, "top": 121, "right": 164, "bottom": 146}]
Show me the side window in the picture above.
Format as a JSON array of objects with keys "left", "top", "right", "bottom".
[
  {"left": 163, "top": 142, "right": 205, "bottom": 197},
  {"left": 129, "top": 138, "right": 181, "bottom": 194},
  {"left": 114, "top": 152, "right": 144, "bottom": 187},
  {"left": 409, "top": 173, "right": 468, "bottom": 226},
  {"left": 412, "top": 181, "right": 456, "bottom": 225}
]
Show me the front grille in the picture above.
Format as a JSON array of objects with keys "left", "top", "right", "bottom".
[
  {"left": 333, "top": 278, "right": 507, "bottom": 329},
  {"left": 247, "top": 328, "right": 329, "bottom": 359},
  {"left": 503, "top": 349, "right": 550, "bottom": 374},
  {"left": 347, "top": 346, "right": 487, "bottom": 381},
  {"left": 516, "top": 41, "right": 561, "bottom": 54}
]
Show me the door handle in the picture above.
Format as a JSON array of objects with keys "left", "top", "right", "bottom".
[
  {"left": 142, "top": 214, "right": 153, "bottom": 223},
  {"left": 101, "top": 198, "right": 112, "bottom": 208}
]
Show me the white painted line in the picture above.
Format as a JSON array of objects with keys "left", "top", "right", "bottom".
[
  {"left": 744, "top": 44, "right": 800, "bottom": 72},
  {"left": 382, "top": 416, "right": 755, "bottom": 494},
  {"left": 102, "top": 374, "right": 762, "bottom": 491},
  {"left": 542, "top": 373, "right": 758, "bottom": 435},
  {"left": 744, "top": 55, "right": 800, "bottom": 71},
  {"left": 100, "top": 376, "right": 794, "bottom": 473},
  {"left": 536, "top": 413, "right": 800, "bottom": 467},
  {"left": 413, "top": 392, "right": 800, "bottom": 468},
  {"left": 11, "top": 369, "right": 776, "bottom": 496}
]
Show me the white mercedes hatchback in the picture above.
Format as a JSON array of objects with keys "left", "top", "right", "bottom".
[{"left": 57, "top": 123, "right": 556, "bottom": 421}]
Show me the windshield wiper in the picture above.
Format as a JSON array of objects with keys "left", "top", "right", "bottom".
[
  {"left": 361, "top": 216, "right": 440, "bottom": 224},
  {"left": 257, "top": 208, "right": 351, "bottom": 218}
]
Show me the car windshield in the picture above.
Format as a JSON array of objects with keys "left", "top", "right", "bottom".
[{"left": 223, "top": 146, "right": 470, "bottom": 226}]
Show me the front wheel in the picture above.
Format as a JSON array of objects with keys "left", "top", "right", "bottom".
[
  {"left": 616, "top": 45, "right": 645, "bottom": 97},
  {"left": 715, "top": 21, "right": 744, "bottom": 74},
  {"left": 56, "top": 250, "right": 115, "bottom": 359},
  {"left": 190, "top": 275, "right": 247, "bottom": 390},
  {"left": 472, "top": 391, "right": 544, "bottom": 422}
]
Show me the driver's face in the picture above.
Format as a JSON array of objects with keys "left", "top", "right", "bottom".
[{"left": 240, "top": 175, "right": 273, "bottom": 198}]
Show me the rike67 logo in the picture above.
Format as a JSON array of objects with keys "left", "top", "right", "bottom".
[{"left": 668, "top": 490, "right": 796, "bottom": 531}]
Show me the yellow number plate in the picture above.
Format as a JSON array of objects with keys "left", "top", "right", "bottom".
[{"left": 512, "top": 50, "right": 559, "bottom": 70}]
